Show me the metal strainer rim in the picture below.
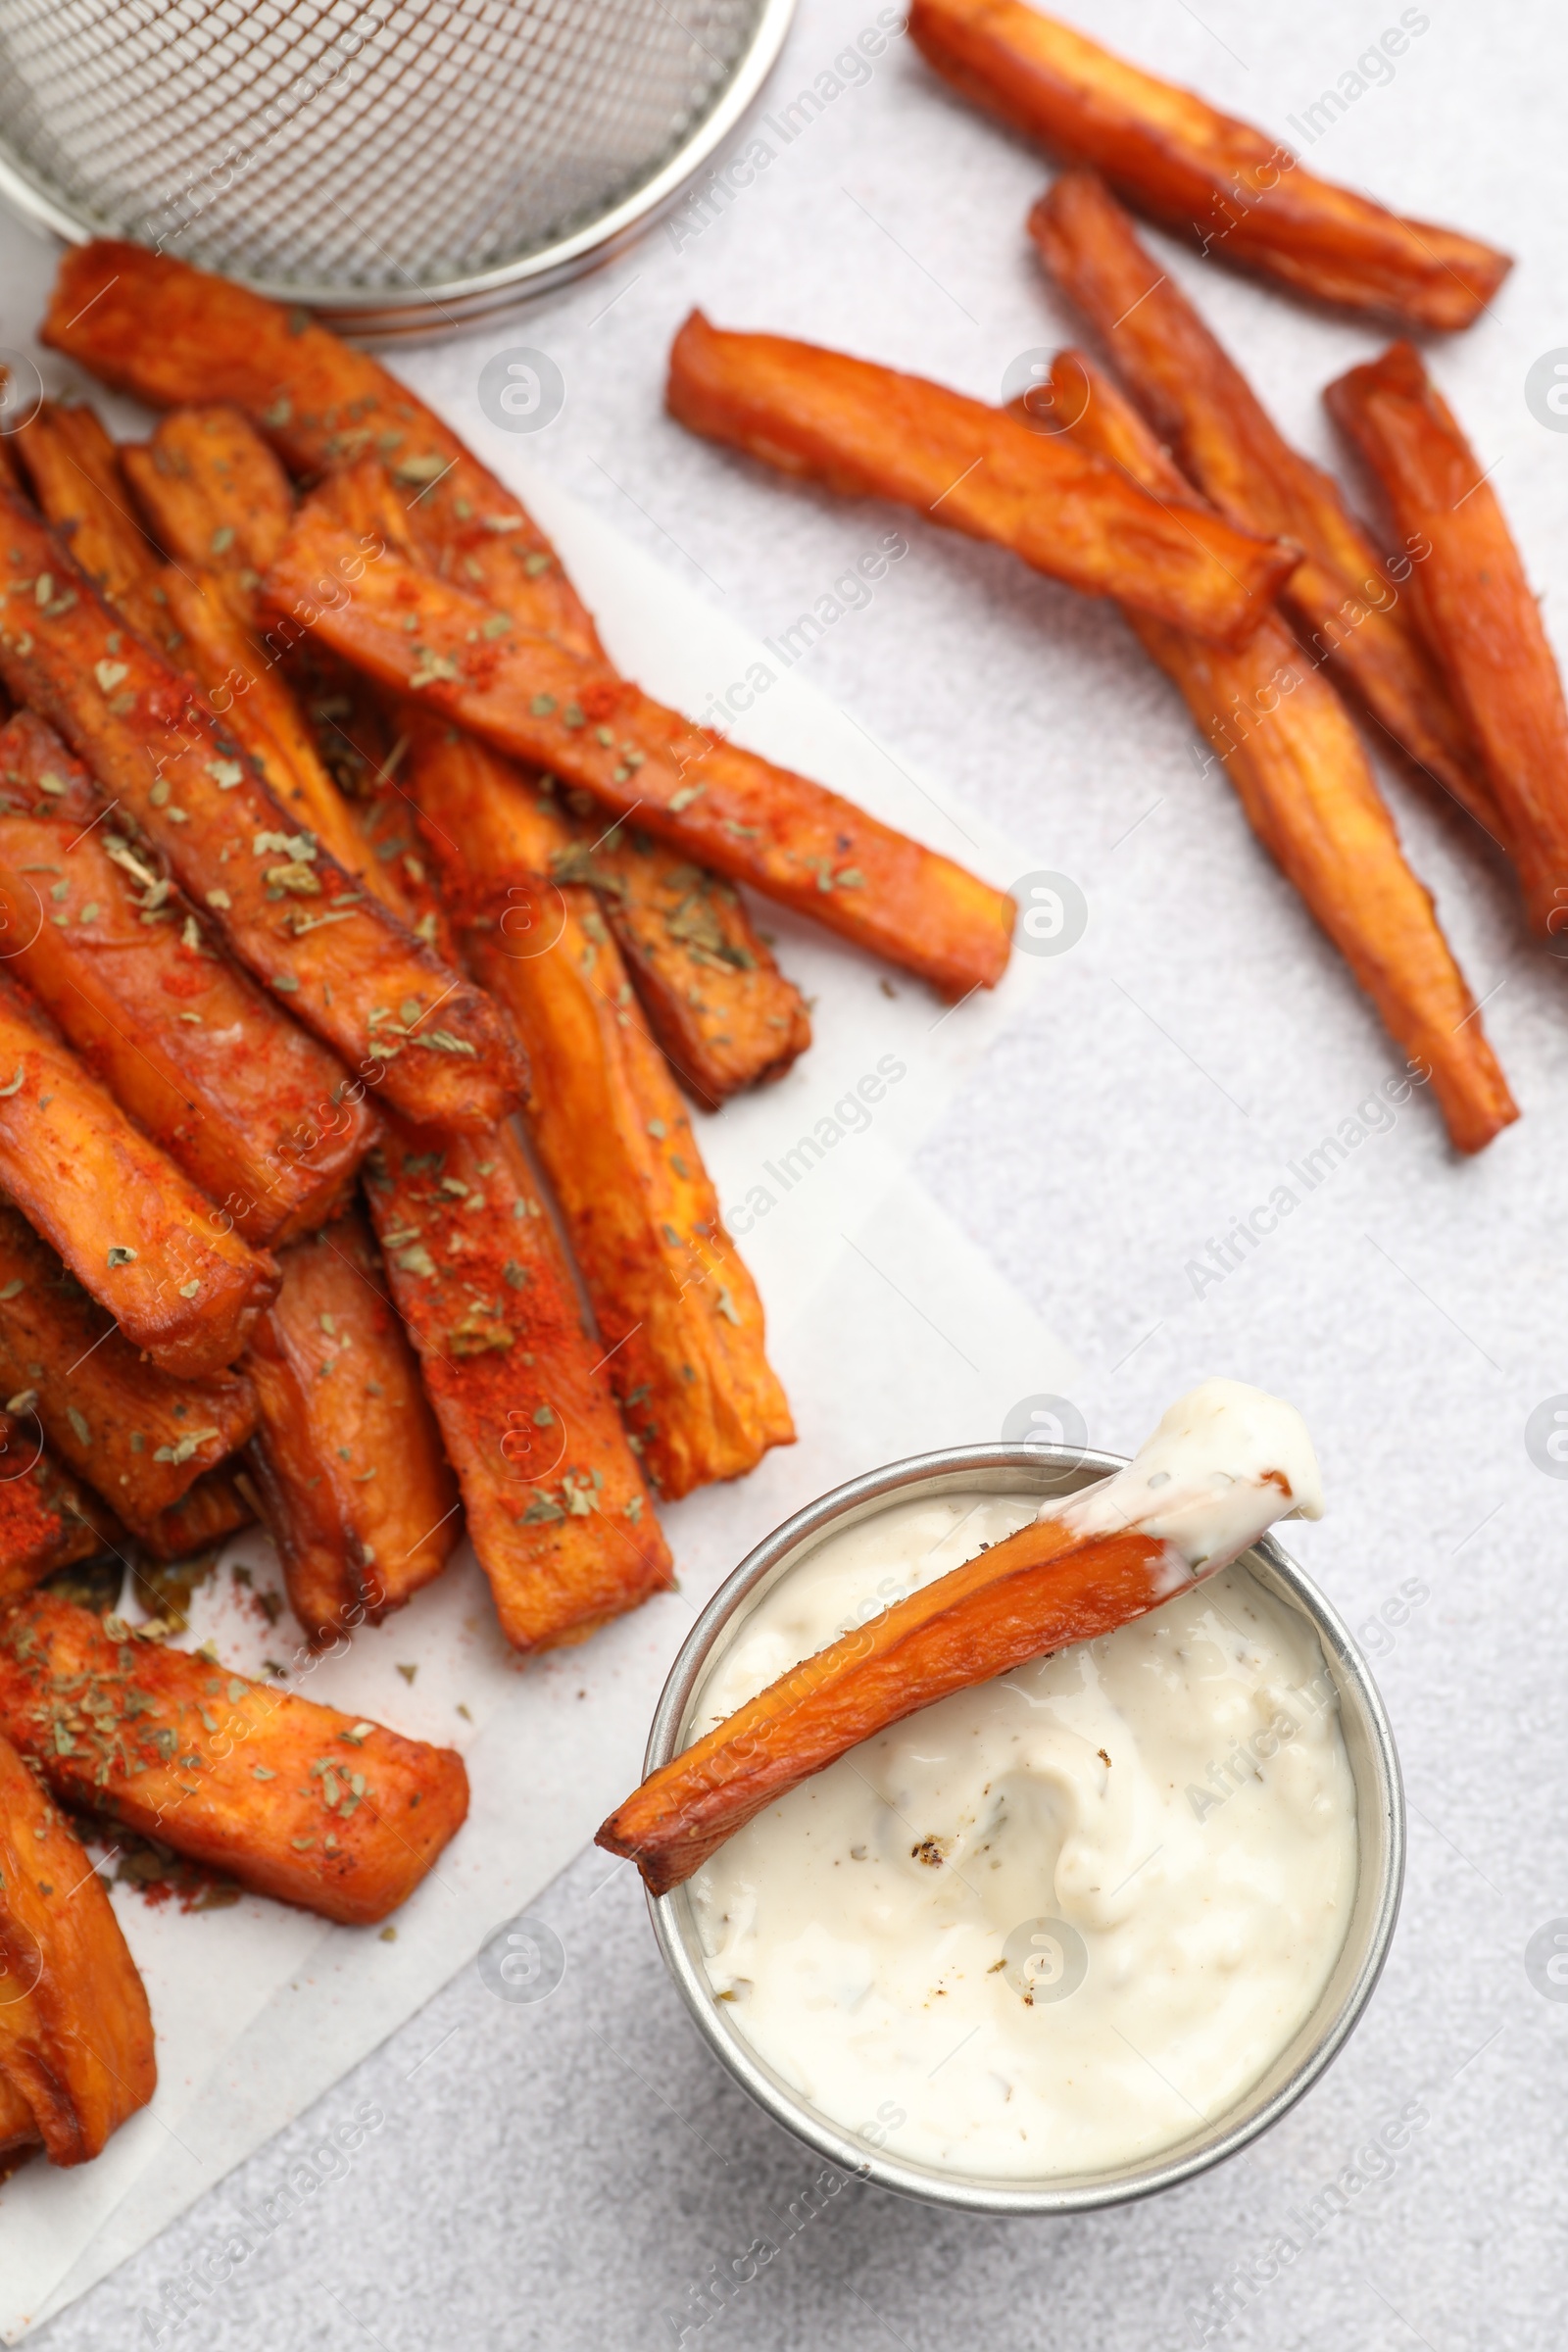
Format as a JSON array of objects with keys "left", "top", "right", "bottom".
[{"left": 0, "top": 0, "right": 799, "bottom": 334}]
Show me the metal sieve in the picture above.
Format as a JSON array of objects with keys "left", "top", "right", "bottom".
[{"left": 0, "top": 0, "right": 796, "bottom": 338}]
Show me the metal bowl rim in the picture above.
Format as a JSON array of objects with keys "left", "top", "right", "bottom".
[
  {"left": 644, "top": 1438, "right": 1406, "bottom": 2216},
  {"left": 0, "top": 0, "right": 798, "bottom": 331}
]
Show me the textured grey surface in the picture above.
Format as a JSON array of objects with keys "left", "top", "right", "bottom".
[{"left": 6, "top": 0, "right": 1568, "bottom": 2341}]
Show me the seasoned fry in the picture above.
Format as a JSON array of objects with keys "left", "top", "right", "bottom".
[
  {"left": 267, "top": 491, "right": 1016, "bottom": 1000},
  {"left": 244, "top": 1208, "right": 459, "bottom": 1643},
  {"left": 1326, "top": 342, "right": 1568, "bottom": 942},
  {"left": 0, "top": 979, "right": 280, "bottom": 1371},
  {"left": 43, "top": 241, "right": 604, "bottom": 657},
  {"left": 364, "top": 1119, "right": 672, "bottom": 1651},
  {"left": 0, "top": 1416, "right": 115, "bottom": 1606},
  {"left": 0, "top": 1596, "right": 469, "bottom": 1924},
  {"left": 12, "top": 400, "right": 172, "bottom": 650},
  {"left": 153, "top": 563, "right": 385, "bottom": 877},
  {"left": 667, "top": 311, "right": 1296, "bottom": 646},
  {"left": 908, "top": 0, "right": 1511, "bottom": 328},
  {"left": 408, "top": 722, "right": 795, "bottom": 1495},
  {"left": 1028, "top": 172, "right": 1499, "bottom": 836},
  {"left": 565, "top": 824, "right": 811, "bottom": 1107},
  {"left": 122, "top": 405, "right": 294, "bottom": 611},
  {"left": 0, "top": 1729, "right": 156, "bottom": 2165},
  {"left": 0, "top": 485, "right": 522, "bottom": 1129},
  {"left": 1055, "top": 351, "right": 1516, "bottom": 1154},
  {"left": 139, "top": 1467, "right": 254, "bottom": 1562},
  {"left": 0, "top": 716, "right": 377, "bottom": 1244},
  {"left": 600, "top": 1514, "right": 1179, "bottom": 1894},
  {"left": 0, "top": 1201, "right": 257, "bottom": 1537}
]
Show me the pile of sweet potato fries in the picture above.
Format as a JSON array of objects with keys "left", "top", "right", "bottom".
[{"left": 0, "top": 230, "right": 1019, "bottom": 2173}]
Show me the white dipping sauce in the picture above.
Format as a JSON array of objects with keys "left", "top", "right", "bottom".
[{"left": 689, "top": 1487, "right": 1357, "bottom": 2180}]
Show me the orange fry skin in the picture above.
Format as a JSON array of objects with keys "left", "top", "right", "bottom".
[
  {"left": 12, "top": 400, "right": 172, "bottom": 651},
  {"left": 408, "top": 723, "right": 795, "bottom": 1497},
  {"left": 244, "top": 1209, "right": 459, "bottom": 1644},
  {"left": 267, "top": 493, "right": 1016, "bottom": 1001},
  {"left": 1028, "top": 173, "right": 1500, "bottom": 839},
  {"left": 364, "top": 1119, "right": 672, "bottom": 1652},
  {"left": 667, "top": 310, "right": 1296, "bottom": 649},
  {"left": 0, "top": 487, "right": 521, "bottom": 1130},
  {"left": 0, "top": 718, "right": 377, "bottom": 1246},
  {"left": 1056, "top": 352, "right": 1516, "bottom": 1155},
  {"left": 567, "top": 824, "right": 811, "bottom": 1108},
  {"left": 0, "top": 1200, "right": 258, "bottom": 1537},
  {"left": 122, "top": 405, "right": 295, "bottom": 609},
  {"left": 0, "top": 1730, "right": 156, "bottom": 2166},
  {"left": 0, "top": 1595, "right": 469, "bottom": 1925},
  {"left": 1326, "top": 343, "right": 1568, "bottom": 944},
  {"left": 138, "top": 1466, "right": 254, "bottom": 1561},
  {"left": 0, "top": 1416, "right": 115, "bottom": 1608},
  {"left": 0, "top": 987, "right": 280, "bottom": 1372},
  {"left": 42, "top": 241, "right": 603, "bottom": 658},
  {"left": 600, "top": 1518, "right": 1175, "bottom": 1895},
  {"left": 909, "top": 0, "right": 1510, "bottom": 329}
]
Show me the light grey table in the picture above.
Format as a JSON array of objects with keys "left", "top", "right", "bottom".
[{"left": 7, "top": 1, "right": 1566, "bottom": 2343}]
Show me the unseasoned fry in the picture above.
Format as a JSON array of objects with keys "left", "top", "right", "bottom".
[
  {"left": 244, "top": 1208, "right": 458, "bottom": 1643},
  {"left": 0, "top": 715, "right": 377, "bottom": 1245},
  {"left": 909, "top": 0, "right": 1510, "bottom": 327},
  {"left": 564, "top": 823, "right": 811, "bottom": 1107},
  {"left": 43, "top": 242, "right": 604, "bottom": 656},
  {"left": 122, "top": 405, "right": 294, "bottom": 609},
  {"left": 667, "top": 311, "right": 1296, "bottom": 647},
  {"left": 12, "top": 400, "right": 172, "bottom": 649},
  {"left": 268, "top": 490, "right": 1016, "bottom": 1000},
  {"left": 0, "top": 485, "right": 523, "bottom": 1129},
  {"left": 600, "top": 1513, "right": 1178, "bottom": 1895},
  {"left": 1326, "top": 342, "right": 1568, "bottom": 943},
  {"left": 1056, "top": 351, "right": 1516, "bottom": 1154},
  {"left": 408, "top": 721, "right": 795, "bottom": 1496},
  {"left": 0, "top": 1415, "right": 113, "bottom": 1607},
  {"left": 0, "top": 982, "right": 279, "bottom": 1371},
  {"left": 0, "top": 1730, "right": 156, "bottom": 2165},
  {"left": 1027, "top": 172, "right": 1499, "bottom": 836},
  {"left": 364, "top": 1119, "right": 672, "bottom": 1651},
  {"left": 0, "top": 1594, "right": 469, "bottom": 1925},
  {"left": 0, "top": 1200, "right": 257, "bottom": 1537}
]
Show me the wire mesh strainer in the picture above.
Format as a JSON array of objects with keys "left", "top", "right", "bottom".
[{"left": 0, "top": 0, "right": 796, "bottom": 337}]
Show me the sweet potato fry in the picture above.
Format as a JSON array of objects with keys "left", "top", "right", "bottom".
[
  {"left": 0, "top": 1595, "right": 468, "bottom": 1923},
  {"left": 0, "top": 1201, "right": 257, "bottom": 1537},
  {"left": 1028, "top": 173, "right": 1499, "bottom": 837},
  {"left": 0, "top": 978, "right": 281, "bottom": 1368},
  {"left": 1326, "top": 343, "right": 1568, "bottom": 943},
  {"left": 243, "top": 1208, "right": 459, "bottom": 1643},
  {"left": 0, "top": 485, "right": 522, "bottom": 1129},
  {"left": 267, "top": 492, "right": 1015, "bottom": 1000},
  {"left": 0, "top": 716, "right": 377, "bottom": 1244},
  {"left": 0, "top": 1416, "right": 116, "bottom": 1607},
  {"left": 43, "top": 241, "right": 603, "bottom": 657},
  {"left": 137, "top": 1467, "right": 254, "bottom": 1562},
  {"left": 1055, "top": 351, "right": 1516, "bottom": 1154},
  {"left": 601, "top": 1514, "right": 1185, "bottom": 1893},
  {"left": 909, "top": 0, "right": 1510, "bottom": 328},
  {"left": 667, "top": 311, "right": 1295, "bottom": 647},
  {"left": 408, "top": 722, "right": 795, "bottom": 1495},
  {"left": 364, "top": 1119, "right": 672, "bottom": 1651},
  {"left": 12, "top": 400, "right": 172, "bottom": 651},
  {"left": 0, "top": 1729, "right": 156, "bottom": 2164},
  {"left": 565, "top": 824, "right": 810, "bottom": 1107},
  {"left": 122, "top": 405, "right": 294, "bottom": 610}
]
